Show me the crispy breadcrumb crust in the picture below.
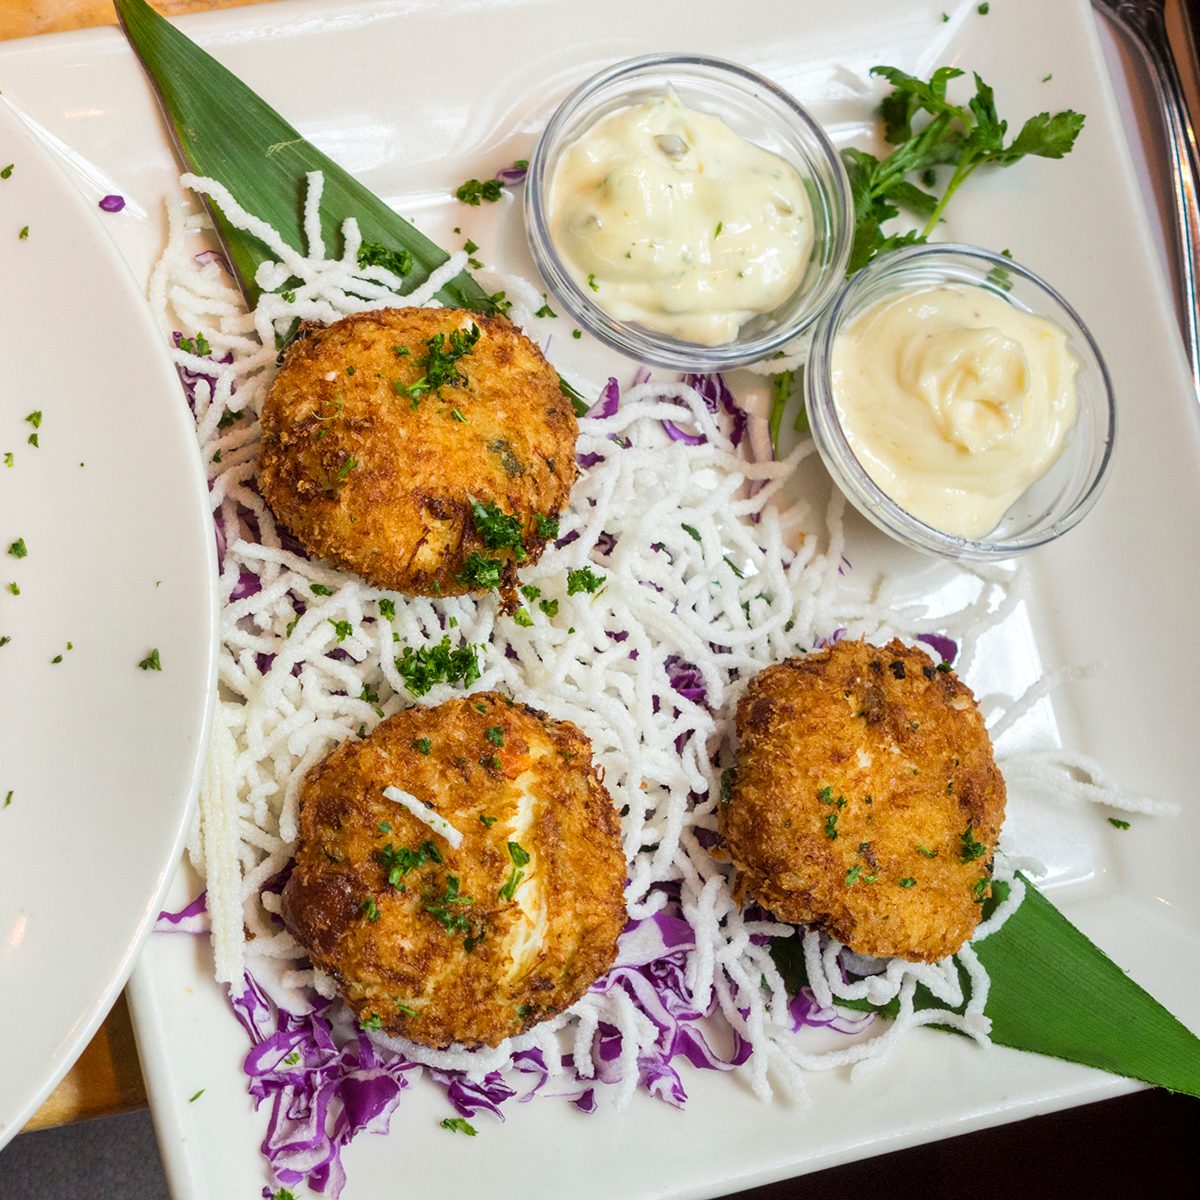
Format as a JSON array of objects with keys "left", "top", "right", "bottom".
[
  {"left": 720, "top": 639, "right": 1006, "bottom": 962},
  {"left": 258, "top": 308, "right": 576, "bottom": 598},
  {"left": 281, "top": 693, "right": 627, "bottom": 1048}
]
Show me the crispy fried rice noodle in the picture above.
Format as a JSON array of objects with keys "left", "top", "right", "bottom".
[{"left": 153, "top": 172, "right": 1172, "bottom": 1111}]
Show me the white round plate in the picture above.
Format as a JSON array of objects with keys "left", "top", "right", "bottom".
[{"left": 0, "top": 99, "right": 216, "bottom": 1146}]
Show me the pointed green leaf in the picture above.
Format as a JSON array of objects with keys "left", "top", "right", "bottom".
[
  {"left": 114, "top": 0, "right": 493, "bottom": 313},
  {"left": 772, "top": 875, "right": 1200, "bottom": 1096},
  {"left": 113, "top": 0, "right": 588, "bottom": 414}
]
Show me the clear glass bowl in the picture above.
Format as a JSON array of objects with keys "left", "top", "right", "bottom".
[
  {"left": 805, "top": 244, "right": 1117, "bottom": 560},
  {"left": 524, "top": 53, "right": 852, "bottom": 371}
]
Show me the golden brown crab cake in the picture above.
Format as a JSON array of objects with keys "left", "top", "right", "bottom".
[
  {"left": 280, "top": 692, "right": 627, "bottom": 1048},
  {"left": 257, "top": 308, "right": 576, "bottom": 599},
  {"left": 720, "top": 638, "right": 1006, "bottom": 963}
]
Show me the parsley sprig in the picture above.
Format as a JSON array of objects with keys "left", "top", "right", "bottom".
[
  {"left": 405, "top": 324, "right": 481, "bottom": 402},
  {"left": 395, "top": 635, "right": 482, "bottom": 696},
  {"left": 844, "top": 66, "right": 1085, "bottom": 272}
]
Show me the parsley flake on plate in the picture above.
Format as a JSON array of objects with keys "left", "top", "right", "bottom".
[{"left": 138, "top": 648, "right": 163, "bottom": 671}]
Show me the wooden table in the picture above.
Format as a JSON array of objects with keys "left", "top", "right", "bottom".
[{"left": 0, "top": 0, "right": 273, "bottom": 1134}]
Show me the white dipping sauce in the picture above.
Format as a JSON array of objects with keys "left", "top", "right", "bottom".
[
  {"left": 831, "top": 283, "right": 1080, "bottom": 538},
  {"left": 547, "top": 90, "right": 813, "bottom": 346}
]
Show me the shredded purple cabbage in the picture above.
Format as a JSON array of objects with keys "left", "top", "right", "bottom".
[
  {"left": 172, "top": 330, "right": 233, "bottom": 412},
  {"left": 154, "top": 892, "right": 210, "bottom": 935},
  {"left": 98, "top": 193, "right": 126, "bottom": 213},
  {"left": 916, "top": 632, "right": 959, "bottom": 664},
  {"left": 215, "top": 906, "right": 866, "bottom": 1197},
  {"left": 814, "top": 627, "right": 846, "bottom": 650},
  {"left": 681, "top": 372, "right": 745, "bottom": 447},
  {"left": 195, "top": 248, "right": 229, "bottom": 270},
  {"left": 664, "top": 655, "right": 706, "bottom": 705},
  {"left": 495, "top": 161, "right": 529, "bottom": 186}
]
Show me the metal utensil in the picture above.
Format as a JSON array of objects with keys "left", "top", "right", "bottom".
[{"left": 1094, "top": 0, "right": 1200, "bottom": 398}]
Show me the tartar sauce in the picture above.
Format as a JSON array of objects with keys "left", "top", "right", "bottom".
[
  {"left": 547, "top": 90, "right": 813, "bottom": 345},
  {"left": 831, "top": 284, "right": 1080, "bottom": 538}
]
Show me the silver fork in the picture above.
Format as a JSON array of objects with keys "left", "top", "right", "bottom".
[{"left": 1094, "top": 0, "right": 1200, "bottom": 398}]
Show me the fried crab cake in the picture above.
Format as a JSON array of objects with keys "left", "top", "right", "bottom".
[
  {"left": 720, "top": 638, "right": 1006, "bottom": 962},
  {"left": 280, "top": 692, "right": 627, "bottom": 1048},
  {"left": 258, "top": 308, "right": 576, "bottom": 599}
]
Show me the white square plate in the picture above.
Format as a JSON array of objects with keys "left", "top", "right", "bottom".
[{"left": 2, "top": 0, "right": 1198, "bottom": 1194}]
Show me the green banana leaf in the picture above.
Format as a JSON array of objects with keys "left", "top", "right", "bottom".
[
  {"left": 113, "top": 0, "right": 586, "bottom": 410},
  {"left": 772, "top": 875, "right": 1200, "bottom": 1095}
]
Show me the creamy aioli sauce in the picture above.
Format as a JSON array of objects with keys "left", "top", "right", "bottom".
[
  {"left": 547, "top": 90, "right": 813, "bottom": 345},
  {"left": 831, "top": 284, "right": 1080, "bottom": 538}
]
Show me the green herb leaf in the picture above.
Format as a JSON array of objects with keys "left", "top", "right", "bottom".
[
  {"left": 470, "top": 498, "right": 526, "bottom": 559},
  {"left": 394, "top": 635, "right": 482, "bottom": 696},
  {"left": 566, "top": 566, "right": 604, "bottom": 595},
  {"left": 457, "top": 552, "right": 504, "bottom": 591},
  {"left": 138, "top": 648, "right": 163, "bottom": 671},
  {"left": 454, "top": 178, "right": 503, "bottom": 205},
  {"left": 7, "top": 538, "right": 27, "bottom": 559},
  {"left": 440, "top": 1117, "right": 478, "bottom": 1135},
  {"left": 357, "top": 240, "right": 413, "bottom": 277},
  {"left": 507, "top": 840, "right": 530, "bottom": 867}
]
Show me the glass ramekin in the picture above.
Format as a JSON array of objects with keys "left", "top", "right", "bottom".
[
  {"left": 805, "top": 244, "right": 1117, "bottom": 560},
  {"left": 524, "top": 53, "right": 852, "bottom": 372}
]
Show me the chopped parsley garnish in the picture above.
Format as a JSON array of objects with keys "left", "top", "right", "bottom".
[
  {"left": 498, "top": 867, "right": 524, "bottom": 902},
  {"left": 566, "top": 566, "right": 605, "bottom": 595},
  {"left": 4, "top": 790, "right": 12, "bottom": 808},
  {"left": 486, "top": 289, "right": 513, "bottom": 314},
  {"left": 217, "top": 408, "right": 242, "bottom": 429},
  {"left": 377, "top": 821, "right": 393, "bottom": 834},
  {"left": 3, "top": 452, "right": 11, "bottom": 467},
  {"left": 824, "top": 810, "right": 840, "bottom": 839},
  {"left": 359, "top": 896, "right": 381, "bottom": 922},
  {"left": 6, "top": 583, "right": 19, "bottom": 596},
  {"left": 479, "top": 814, "right": 498, "bottom": 828},
  {"left": 899, "top": 877, "right": 917, "bottom": 888},
  {"left": 413, "top": 737, "right": 432, "bottom": 755},
  {"left": 454, "top": 177, "right": 503, "bottom": 205},
  {"left": 714, "top": 221, "right": 723, "bottom": 238},
  {"left": 378, "top": 598, "right": 396, "bottom": 620},
  {"left": 534, "top": 301, "right": 557, "bottom": 319},
  {"left": 972, "top": 877, "right": 991, "bottom": 902},
  {"left": 378, "top": 839, "right": 443, "bottom": 887},
  {"left": 328, "top": 618, "right": 353, "bottom": 642},
  {"left": 0, "top": 636, "right": 10, "bottom": 648},
  {"left": 480, "top": 754, "right": 502, "bottom": 771},
  {"left": 18, "top": 225, "right": 29, "bottom": 240},
  {"left": 0, "top": 164, "right": 12, "bottom": 179},
  {"left": 188, "top": 1089, "right": 205, "bottom": 1103},
  {"left": 310, "top": 583, "right": 333, "bottom": 595},
  {"left": 395, "top": 635, "right": 482, "bottom": 696},
  {"left": 176, "top": 333, "right": 211, "bottom": 356},
  {"left": 273, "top": 1189, "right": 298, "bottom": 1200},
  {"left": 917, "top": 844, "right": 938, "bottom": 858},
  {"left": 845, "top": 865, "right": 862, "bottom": 886},
  {"left": 485, "top": 725, "right": 505, "bottom": 747},
  {"left": 470, "top": 498, "right": 526, "bottom": 559},
  {"left": 538, "top": 598, "right": 559, "bottom": 618},
  {"left": 463, "top": 239, "right": 479, "bottom": 254},
  {"left": 405, "top": 324, "right": 480, "bottom": 401},
  {"left": 572, "top": 329, "right": 582, "bottom": 339},
  {"left": 396, "top": 1002, "right": 420, "bottom": 1017},
  {"left": 512, "top": 608, "right": 534, "bottom": 627},
  {"left": 842, "top": 65, "right": 1085, "bottom": 272},
  {"left": 507, "top": 841, "right": 530, "bottom": 867},
  {"left": 681, "top": 523, "right": 702, "bottom": 543},
  {"left": 357, "top": 240, "right": 413, "bottom": 277},
  {"left": 334, "top": 456, "right": 359, "bottom": 482},
  {"left": 138, "top": 648, "right": 162, "bottom": 671},
  {"left": 457, "top": 553, "right": 504, "bottom": 591},
  {"left": 7, "top": 538, "right": 27, "bottom": 559},
  {"left": 1108, "top": 817, "right": 1131, "bottom": 830},
  {"left": 587, "top": 273, "right": 599, "bottom": 292},
  {"left": 450, "top": 407, "right": 468, "bottom": 423},
  {"left": 534, "top": 513, "right": 559, "bottom": 540},
  {"left": 25, "top": 410, "right": 42, "bottom": 429},
  {"left": 424, "top": 874, "right": 474, "bottom": 933},
  {"left": 440, "top": 1117, "right": 478, "bottom": 1135},
  {"left": 360, "top": 1012, "right": 383, "bottom": 1030},
  {"left": 978, "top": 1, "right": 989, "bottom": 12},
  {"left": 960, "top": 826, "right": 988, "bottom": 863},
  {"left": 720, "top": 768, "right": 736, "bottom": 804},
  {"left": 520, "top": 584, "right": 542, "bottom": 601}
]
